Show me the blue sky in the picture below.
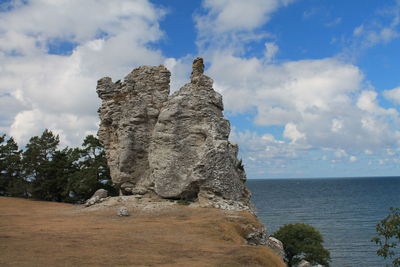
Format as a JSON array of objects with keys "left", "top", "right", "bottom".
[{"left": 0, "top": 0, "right": 400, "bottom": 179}]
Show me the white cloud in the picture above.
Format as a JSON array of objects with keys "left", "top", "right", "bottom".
[
  {"left": 335, "top": 149, "right": 348, "bottom": 158},
  {"left": 163, "top": 56, "right": 193, "bottom": 92},
  {"left": 365, "top": 28, "right": 399, "bottom": 45},
  {"left": 191, "top": 0, "right": 400, "bottom": 177},
  {"left": 207, "top": 54, "right": 400, "bottom": 152},
  {"left": 197, "top": 0, "right": 289, "bottom": 33},
  {"left": 357, "top": 90, "right": 397, "bottom": 115},
  {"left": 383, "top": 86, "right": 400, "bottom": 105},
  {"left": 229, "top": 128, "right": 310, "bottom": 177},
  {"left": 1, "top": 0, "right": 398, "bottom": 178},
  {"left": 283, "top": 123, "right": 306, "bottom": 143},
  {"left": 195, "top": 0, "right": 295, "bottom": 53},
  {"left": 350, "top": 1, "right": 400, "bottom": 49},
  {"left": 0, "top": 0, "right": 167, "bottom": 146},
  {"left": 353, "top": 25, "right": 364, "bottom": 36},
  {"left": 264, "top": 42, "right": 279, "bottom": 62},
  {"left": 350, "top": 156, "right": 357, "bottom": 162},
  {"left": 193, "top": 0, "right": 400, "bottom": 161},
  {"left": 331, "top": 119, "right": 343, "bottom": 133},
  {"left": 325, "top": 17, "right": 342, "bottom": 27},
  {"left": 364, "top": 149, "right": 373, "bottom": 155}
]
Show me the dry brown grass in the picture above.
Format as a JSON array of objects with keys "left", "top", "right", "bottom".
[{"left": 0, "top": 197, "right": 285, "bottom": 267}]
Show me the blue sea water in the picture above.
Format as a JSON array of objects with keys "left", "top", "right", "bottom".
[{"left": 247, "top": 177, "right": 400, "bottom": 267}]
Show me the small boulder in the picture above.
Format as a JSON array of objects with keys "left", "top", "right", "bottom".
[
  {"left": 266, "top": 237, "right": 286, "bottom": 260},
  {"left": 85, "top": 189, "right": 108, "bottom": 207},
  {"left": 118, "top": 206, "right": 129, "bottom": 216},
  {"left": 92, "top": 188, "right": 108, "bottom": 199},
  {"left": 295, "top": 259, "right": 312, "bottom": 267},
  {"left": 245, "top": 225, "right": 267, "bottom": 245}
]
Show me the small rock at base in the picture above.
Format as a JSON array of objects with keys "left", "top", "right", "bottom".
[
  {"left": 85, "top": 189, "right": 109, "bottom": 207},
  {"left": 118, "top": 206, "right": 129, "bottom": 216},
  {"left": 295, "top": 260, "right": 311, "bottom": 267},
  {"left": 266, "top": 237, "right": 286, "bottom": 260},
  {"left": 92, "top": 188, "right": 108, "bottom": 199}
]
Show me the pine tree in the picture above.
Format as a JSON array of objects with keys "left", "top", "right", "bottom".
[
  {"left": 22, "top": 129, "right": 62, "bottom": 200},
  {"left": 66, "top": 135, "right": 116, "bottom": 203},
  {"left": 0, "top": 135, "right": 25, "bottom": 196}
]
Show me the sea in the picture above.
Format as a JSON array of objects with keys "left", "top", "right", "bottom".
[{"left": 247, "top": 177, "right": 400, "bottom": 267}]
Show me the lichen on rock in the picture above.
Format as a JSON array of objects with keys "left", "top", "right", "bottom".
[{"left": 96, "top": 58, "right": 251, "bottom": 211}]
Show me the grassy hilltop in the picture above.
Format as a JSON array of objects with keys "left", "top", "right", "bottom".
[{"left": 0, "top": 197, "right": 285, "bottom": 267}]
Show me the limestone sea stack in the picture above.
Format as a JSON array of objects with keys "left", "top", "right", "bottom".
[{"left": 96, "top": 57, "right": 251, "bottom": 211}]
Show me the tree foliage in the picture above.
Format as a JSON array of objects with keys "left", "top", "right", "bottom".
[
  {"left": 0, "top": 135, "right": 25, "bottom": 196},
  {"left": 0, "top": 130, "right": 116, "bottom": 203},
  {"left": 273, "top": 223, "right": 331, "bottom": 267},
  {"left": 66, "top": 135, "right": 117, "bottom": 203},
  {"left": 22, "top": 129, "right": 64, "bottom": 200},
  {"left": 372, "top": 207, "right": 400, "bottom": 267}
]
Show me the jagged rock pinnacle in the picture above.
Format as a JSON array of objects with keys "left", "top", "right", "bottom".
[
  {"left": 96, "top": 58, "right": 251, "bottom": 211},
  {"left": 191, "top": 57, "right": 204, "bottom": 76}
]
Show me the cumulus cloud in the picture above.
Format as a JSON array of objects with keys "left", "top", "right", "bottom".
[
  {"left": 264, "top": 42, "right": 279, "bottom": 62},
  {"left": 384, "top": 86, "right": 400, "bottom": 105},
  {"left": 196, "top": 0, "right": 287, "bottom": 33},
  {"left": 230, "top": 128, "right": 309, "bottom": 177},
  {"left": 357, "top": 90, "right": 397, "bottom": 115},
  {"left": 194, "top": 0, "right": 400, "bottom": 176},
  {"left": 2, "top": 0, "right": 399, "bottom": 177},
  {"left": 194, "top": 0, "right": 295, "bottom": 53},
  {"left": 350, "top": 1, "right": 400, "bottom": 49},
  {"left": 283, "top": 123, "right": 306, "bottom": 143},
  {"left": 0, "top": 0, "right": 166, "bottom": 146},
  {"left": 207, "top": 54, "right": 399, "bottom": 151}
]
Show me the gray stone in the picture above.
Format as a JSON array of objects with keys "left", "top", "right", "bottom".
[
  {"left": 296, "top": 260, "right": 312, "bottom": 267},
  {"left": 149, "top": 60, "right": 250, "bottom": 209},
  {"left": 266, "top": 237, "right": 286, "bottom": 261},
  {"left": 92, "top": 188, "right": 108, "bottom": 199},
  {"left": 96, "top": 58, "right": 251, "bottom": 211},
  {"left": 85, "top": 189, "right": 108, "bottom": 207},
  {"left": 246, "top": 225, "right": 267, "bottom": 245},
  {"left": 97, "top": 65, "right": 170, "bottom": 194},
  {"left": 118, "top": 206, "right": 129, "bottom": 216}
]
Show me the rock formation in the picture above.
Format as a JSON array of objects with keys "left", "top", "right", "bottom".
[
  {"left": 96, "top": 57, "right": 251, "bottom": 210},
  {"left": 266, "top": 237, "right": 286, "bottom": 262},
  {"left": 97, "top": 66, "right": 170, "bottom": 194},
  {"left": 85, "top": 188, "right": 108, "bottom": 207}
]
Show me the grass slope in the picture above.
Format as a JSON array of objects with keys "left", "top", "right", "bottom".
[{"left": 0, "top": 197, "right": 284, "bottom": 267}]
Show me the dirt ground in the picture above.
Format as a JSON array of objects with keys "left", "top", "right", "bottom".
[{"left": 0, "top": 196, "right": 285, "bottom": 267}]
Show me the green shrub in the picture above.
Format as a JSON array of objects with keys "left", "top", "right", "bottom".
[{"left": 273, "top": 223, "right": 331, "bottom": 267}]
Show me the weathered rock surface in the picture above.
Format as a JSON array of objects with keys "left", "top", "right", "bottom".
[
  {"left": 150, "top": 58, "right": 250, "bottom": 207},
  {"left": 294, "top": 260, "right": 325, "bottom": 267},
  {"left": 245, "top": 224, "right": 268, "bottom": 245},
  {"left": 266, "top": 237, "right": 286, "bottom": 261},
  {"left": 295, "top": 260, "right": 312, "bottom": 267},
  {"left": 117, "top": 206, "right": 129, "bottom": 216},
  {"left": 97, "top": 57, "right": 251, "bottom": 210},
  {"left": 85, "top": 189, "right": 108, "bottom": 207},
  {"left": 97, "top": 65, "right": 170, "bottom": 194}
]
